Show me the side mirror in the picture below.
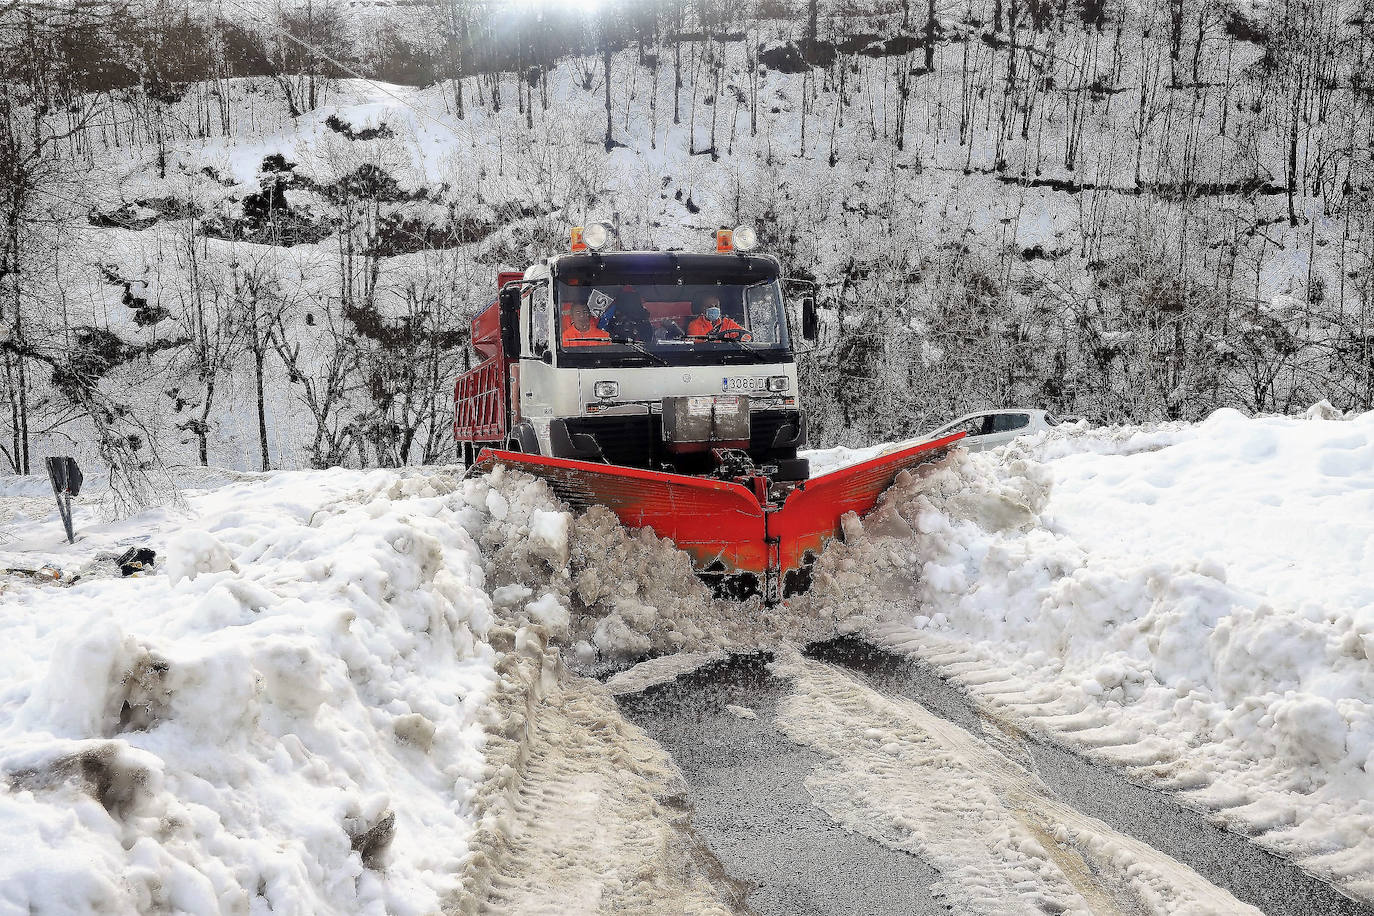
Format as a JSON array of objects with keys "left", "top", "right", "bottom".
[
  {"left": 498, "top": 284, "right": 521, "bottom": 357},
  {"left": 801, "top": 296, "right": 818, "bottom": 343}
]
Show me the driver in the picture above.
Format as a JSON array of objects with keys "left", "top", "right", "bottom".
[
  {"left": 687, "top": 292, "right": 750, "bottom": 340},
  {"left": 561, "top": 300, "right": 610, "bottom": 346}
]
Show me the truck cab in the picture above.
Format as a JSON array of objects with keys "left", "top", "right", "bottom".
[{"left": 455, "top": 237, "right": 814, "bottom": 481}]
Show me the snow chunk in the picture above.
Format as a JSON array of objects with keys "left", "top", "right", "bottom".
[
  {"left": 525, "top": 592, "right": 571, "bottom": 641},
  {"left": 530, "top": 510, "right": 571, "bottom": 566},
  {"left": 164, "top": 529, "right": 238, "bottom": 585}
]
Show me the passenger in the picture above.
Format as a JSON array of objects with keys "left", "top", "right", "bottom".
[
  {"left": 600, "top": 289, "right": 654, "bottom": 342},
  {"left": 687, "top": 292, "right": 751, "bottom": 340},
  {"left": 561, "top": 301, "right": 611, "bottom": 347}
]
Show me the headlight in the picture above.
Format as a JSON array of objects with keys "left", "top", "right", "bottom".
[
  {"left": 767, "top": 375, "right": 789, "bottom": 392},
  {"left": 733, "top": 225, "right": 758, "bottom": 251},
  {"left": 593, "top": 380, "right": 619, "bottom": 399},
  {"left": 583, "top": 221, "right": 611, "bottom": 251}
]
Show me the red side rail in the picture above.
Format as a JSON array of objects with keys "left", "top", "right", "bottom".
[
  {"left": 454, "top": 358, "right": 509, "bottom": 443},
  {"left": 455, "top": 272, "right": 524, "bottom": 446}
]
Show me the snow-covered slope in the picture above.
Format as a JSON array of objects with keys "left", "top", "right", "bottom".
[
  {"left": 809, "top": 408, "right": 1374, "bottom": 903},
  {"left": 19, "top": 0, "right": 1373, "bottom": 479}
]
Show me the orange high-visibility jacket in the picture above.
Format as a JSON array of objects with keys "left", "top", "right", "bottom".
[
  {"left": 561, "top": 316, "right": 611, "bottom": 346},
  {"left": 687, "top": 315, "right": 748, "bottom": 338}
]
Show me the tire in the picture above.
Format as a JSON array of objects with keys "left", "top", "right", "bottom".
[{"left": 773, "top": 457, "right": 810, "bottom": 481}]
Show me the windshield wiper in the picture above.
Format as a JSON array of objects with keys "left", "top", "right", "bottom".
[
  {"left": 704, "top": 336, "right": 777, "bottom": 364},
  {"left": 607, "top": 337, "right": 671, "bottom": 367}
]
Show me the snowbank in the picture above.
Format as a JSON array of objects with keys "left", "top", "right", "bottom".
[
  {"left": 814, "top": 410, "right": 1374, "bottom": 903},
  {"left": 0, "top": 469, "right": 500, "bottom": 914}
]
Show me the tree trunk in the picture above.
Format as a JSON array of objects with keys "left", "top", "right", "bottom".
[
  {"left": 4, "top": 350, "right": 20, "bottom": 474},
  {"left": 255, "top": 344, "right": 269, "bottom": 471},
  {"left": 198, "top": 375, "right": 214, "bottom": 466},
  {"left": 604, "top": 44, "right": 614, "bottom": 151},
  {"left": 925, "top": 0, "right": 937, "bottom": 71}
]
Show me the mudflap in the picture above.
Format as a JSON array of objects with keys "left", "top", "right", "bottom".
[
  {"left": 766, "top": 432, "right": 965, "bottom": 601},
  {"left": 474, "top": 450, "right": 770, "bottom": 594}
]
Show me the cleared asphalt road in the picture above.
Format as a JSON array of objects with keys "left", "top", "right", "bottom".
[{"left": 616, "top": 638, "right": 1372, "bottom": 916}]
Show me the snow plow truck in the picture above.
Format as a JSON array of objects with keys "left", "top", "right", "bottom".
[{"left": 455, "top": 225, "right": 963, "bottom": 602}]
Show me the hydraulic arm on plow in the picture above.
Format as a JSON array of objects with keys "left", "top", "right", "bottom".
[{"left": 456, "top": 226, "right": 964, "bottom": 603}]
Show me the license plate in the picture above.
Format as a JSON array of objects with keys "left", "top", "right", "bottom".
[{"left": 723, "top": 377, "right": 766, "bottom": 392}]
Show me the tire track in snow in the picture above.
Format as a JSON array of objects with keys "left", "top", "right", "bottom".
[
  {"left": 773, "top": 649, "right": 1262, "bottom": 915},
  {"left": 820, "top": 634, "right": 1374, "bottom": 916},
  {"left": 453, "top": 629, "right": 748, "bottom": 915}
]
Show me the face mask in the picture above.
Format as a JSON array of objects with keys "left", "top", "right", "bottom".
[{"left": 705, "top": 306, "right": 721, "bottom": 322}]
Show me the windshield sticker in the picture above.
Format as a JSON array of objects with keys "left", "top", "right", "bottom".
[{"left": 587, "top": 289, "right": 614, "bottom": 316}]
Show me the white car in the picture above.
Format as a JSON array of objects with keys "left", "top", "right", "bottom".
[{"left": 927, "top": 408, "right": 1071, "bottom": 451}]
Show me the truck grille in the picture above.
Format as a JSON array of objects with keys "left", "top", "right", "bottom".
[
  {"left": 564, "top": 416, "right": 657, "bottom": 467},
  {"left": 749, "top": 410, "right": 802, "bottom": 455},
  {"left": 565, "top": 409, "right": 802, "bottom": 469}
]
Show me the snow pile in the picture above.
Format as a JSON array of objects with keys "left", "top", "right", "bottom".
[
  {"left": 816, "top": 409, "right": 1374, "bottom": 903},
  {"left": 0, "top": 469, "right": 501, "bottom": 914},
  {"left": 467, "top": 466, "right": 865, "bottom": 667},
  {"left": 2, "top": 462, "right": 785, "bottom": 912},
  {"left": 803, "top": 441, "right": 893, "bottom": 478}
]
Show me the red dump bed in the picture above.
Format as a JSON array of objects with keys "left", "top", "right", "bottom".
[{"left": 454, "top": 271, "right": 524, "bottom": 445}]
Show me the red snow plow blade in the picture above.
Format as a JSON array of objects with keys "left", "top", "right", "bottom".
[{"left": 474, "top": 431, "right": 963, "bottom": 602}]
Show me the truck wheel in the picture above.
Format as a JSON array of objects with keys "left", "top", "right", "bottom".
[{"left": 773, "top": 457, "right": 810, "bottom": 481}]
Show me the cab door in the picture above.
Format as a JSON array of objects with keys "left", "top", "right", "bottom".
[{"left": 518, "top": 281, "right": 559, "bottom": 450}]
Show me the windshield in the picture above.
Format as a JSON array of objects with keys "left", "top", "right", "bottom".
[{"left": 554, "top": 265, "right": 790, "bottom": 367}]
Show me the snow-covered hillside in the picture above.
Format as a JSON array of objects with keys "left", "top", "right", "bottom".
[{"left": 7, "top": 0, "right": 1374, "bottom": 483}]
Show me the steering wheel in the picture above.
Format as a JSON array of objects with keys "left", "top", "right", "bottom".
[{"left": 708, "top": 328, "right": 750, "bottom": 342}]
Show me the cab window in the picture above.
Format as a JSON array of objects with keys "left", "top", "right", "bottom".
[
  {"left": 528, "top": 288, "right": 550, "bottom": 359},
  {"left": 745, "top": 282, "right": 783, "bottom": 346}
]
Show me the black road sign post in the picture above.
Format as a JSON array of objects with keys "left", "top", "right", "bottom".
[{"left": 45, "top": 457, "right": 83, "bottom": 544}]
